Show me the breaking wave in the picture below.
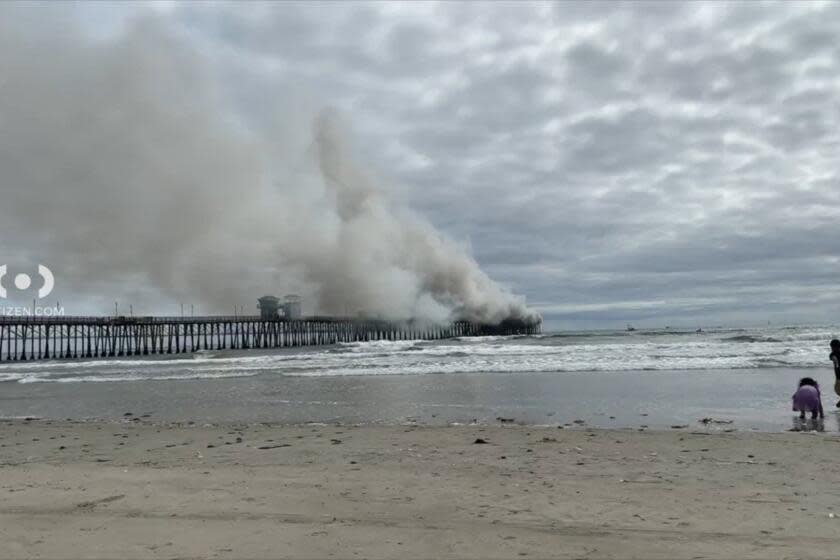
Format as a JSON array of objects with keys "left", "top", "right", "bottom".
[{"left": 722, "top": 335, "right": 783, "bottom": 343}]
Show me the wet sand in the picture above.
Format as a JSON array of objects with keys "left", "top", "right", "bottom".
[
  {"left": 2, "top": 419, "right": 840, "bottom": 558},
  {"left": 1, "top": 367, "right": 830, "bottom": 431}
]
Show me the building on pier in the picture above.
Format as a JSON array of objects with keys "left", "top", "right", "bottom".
[
  {"left": 257, "top": 296, "right": 281, "bottom": 320},
  {"left": 283, "top": 295, "right": 302, "bottom": 319},
  {"left": 258, "top": 294, "right": 302, "bottom": 320}
]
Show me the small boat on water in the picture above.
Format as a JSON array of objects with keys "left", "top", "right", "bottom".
[{"left": 626, "top": 324, "right": 636, "bottom": 332}]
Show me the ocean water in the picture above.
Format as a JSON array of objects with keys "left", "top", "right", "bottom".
[{"left": 0, "top": 325, "right": 838, "bottom": 431}]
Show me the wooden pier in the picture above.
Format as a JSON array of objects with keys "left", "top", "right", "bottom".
[{"left": 0, "top": 316, "right": 540, "bottom": 362}]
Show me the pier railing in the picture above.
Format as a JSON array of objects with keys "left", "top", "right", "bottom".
[{"left": 0, "top": 316, "right": 540, "bottom": 361}]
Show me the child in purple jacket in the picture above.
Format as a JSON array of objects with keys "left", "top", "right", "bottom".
[{"left": 793, "top": 377, "right": 824, "bottom": 420}]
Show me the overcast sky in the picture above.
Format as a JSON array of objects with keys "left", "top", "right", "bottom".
[{"left": 7, "top": 1, "right": 840, "bottom": 329}]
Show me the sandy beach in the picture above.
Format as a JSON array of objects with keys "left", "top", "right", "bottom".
[{"left": 2, "top": 419, "right": 839, "bottom": 559}]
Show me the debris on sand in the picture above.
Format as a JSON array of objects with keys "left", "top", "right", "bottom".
[
  {"left": 76, "top": 494, "right": 125, "bottom": 509},
  {"left": 699, "top": 418, "right": 733, "bottom": 425},
  {"left": 473, "top": 438, "right": 489, "bottom": 444}
]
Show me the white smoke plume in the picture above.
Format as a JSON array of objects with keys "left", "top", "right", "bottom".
[{"left": 0, "top": 11, "right": 539, "bottom": 325}]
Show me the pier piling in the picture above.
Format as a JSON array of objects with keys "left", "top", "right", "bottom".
[{"left": 0, "top": 316, "right": 540, "bottom": 362}]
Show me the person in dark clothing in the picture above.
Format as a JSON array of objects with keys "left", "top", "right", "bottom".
[{"left": 831, "top": 339, "right": 840, "bottom": 408}]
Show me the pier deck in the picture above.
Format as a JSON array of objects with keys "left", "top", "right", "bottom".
[{"left": 0, "top": 316, "right": 539, "bottom": 361}]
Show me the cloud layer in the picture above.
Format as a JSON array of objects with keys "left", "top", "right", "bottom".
[{"left": 2, "top": 2, "right": 840, "bottom": 327}]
